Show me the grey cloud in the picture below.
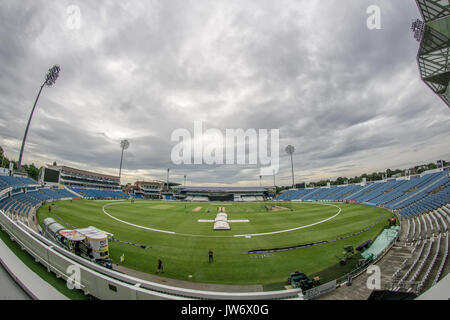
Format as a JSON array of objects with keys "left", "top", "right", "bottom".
[{"left": 0, "top": 0, "right": 449, "bottom": 186}]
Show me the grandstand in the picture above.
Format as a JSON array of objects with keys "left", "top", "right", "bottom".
[
  {"left": 0, "top": 175, "right": 38, "bottom": 189},
  {"left": 0, "top": 174, "right": 129, "bottom": 222},
  {"left": 387, "top": 204, "right": 449, "bottom": 294},
  {"left": 0, "top": 164, "right": 448, "bottom": 300},
  {"left": 131, "top": 181, "right": 164, "bottom": 199},
  {"left": 275, "top": 166, "right": 449, "bottom": 296},
  {"left": 0, "top": 175, "right": 74, "bottom": 220},
  {"left": 39, "top": 165, "right": 120, "bottom": 190},
  {"left": 176, "top": 186, "right": 272, "bottom": 202},
  {"left": 35, "top": 164, "right": 130, "bottom": 199},
  {"left": 70, "top": 188, "right": 128, "bottom": 199},
  {"left": 276, "top": 168, "right": 450, "bottom": 218}
]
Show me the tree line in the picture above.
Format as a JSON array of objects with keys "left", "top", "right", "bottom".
[
  {"left": 0, "top": 145, "right": 40, "bottom": 181},
  {"left": 277, "top": 161, "right": 447, "bottom": 192}
]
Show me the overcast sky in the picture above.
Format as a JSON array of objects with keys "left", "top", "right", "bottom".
[{"left": 0, "top": 0, "right": 449, "bottom": 186}]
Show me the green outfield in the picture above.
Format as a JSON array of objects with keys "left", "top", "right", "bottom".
[{"left": 36, "top": 200, "right": 393, "bottom": 288}]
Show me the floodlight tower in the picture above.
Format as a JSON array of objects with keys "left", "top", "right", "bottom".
[
  {"left": 259, "top": 175, "right": 262, "bottom": 187},
  {"left": 184, "top": 174, "right": 187, "bottom": 187},
  {"left": 119, "top": 140, "right": 130, "bottom": 182},
  {"left": 166, "top": 168, "right": 170, "bottom": 190},
  {"left": 285, "top": 145, "right": 295, "bottom": 188},
  {"left": 18, "top": 65, "right": 61, "bottom": 171},
  {"left": 273, "top": 169, "right": 276, "bottom": 188}
]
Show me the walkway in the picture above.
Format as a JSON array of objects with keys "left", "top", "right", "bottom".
[
  {"left": 316, "top": 243, "right": 410, "bottom": 300},
  {"left": 0, "top": 239, "right": 68, "bottom": 300},
  {"left": 0, "top": 261, "right": 30, "bottom": 300}
]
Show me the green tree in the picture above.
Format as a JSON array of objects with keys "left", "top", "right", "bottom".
[
  {"left": 25, "top": 163, "right": 39, "bottom": 181},
  {"left": 386, "top": 169, "right": 392, "bottom": 178},
  {"left": 428, "top": 163, "right": 437, "bottom": 170},
  {"left": 0, "top": 146, "right": 5, "bottom": 168},
  {"left": 332, "top": 177, "right": 345, "bottom": 186}
]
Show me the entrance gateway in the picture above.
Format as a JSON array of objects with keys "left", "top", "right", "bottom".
[{"left": 198, "top": 207, "right": 249, "bottom": 230}]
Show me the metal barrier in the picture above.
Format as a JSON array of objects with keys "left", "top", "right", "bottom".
[{"left": 0, "top": 209, "right": 303, "bottom": 300}]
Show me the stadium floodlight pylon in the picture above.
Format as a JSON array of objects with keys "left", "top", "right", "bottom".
[
  {"left": 273, "top": 170, "right": 276, "bottom": 188},
  {"left": 166, "top": 168, "right": 170, "bottom": 191},
  {"left": 18, "top": 65, "right": 60, "bottom": 171},
  {"left": 285, "top": 145, "right": 296, "bottom": 188},
  {"left": 119, "top": 139, "right": 130, "bottom": 183},
  {"left": 414, "top": 0, "right": 450, "bottom": 108}
]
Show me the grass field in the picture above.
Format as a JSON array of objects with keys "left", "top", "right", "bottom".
[{"left": 36, "top": 200, "right": 393, "bottom": 288}]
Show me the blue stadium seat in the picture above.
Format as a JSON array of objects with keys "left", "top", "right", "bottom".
[{"left": 274, "top": 171, "right": 449, "bottom": 217}]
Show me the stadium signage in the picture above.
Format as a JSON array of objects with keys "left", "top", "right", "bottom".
[
  {"left": 171, "top": 120, "right": 279, "bottom": 175},
  {"left": 180, "top": 304, "right": 269, "bottom": 317},
  {"left": 181, "top": 304, "right": 216, "bottom": 317}
]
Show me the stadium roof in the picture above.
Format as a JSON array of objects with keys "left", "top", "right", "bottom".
[
  {"left": 135, "top": 180, "right": 163, "bottom": 185},
  {"left": 134, "top": 180, "right": 180, "bottom": 187},
  {"left": 49, "top": 165, "right": 120, "bottom": 181}
]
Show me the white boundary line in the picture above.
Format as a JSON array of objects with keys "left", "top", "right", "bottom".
[
  {"left": 234, "top": 203, "right": 342, "bottom": 237},
  {"left": 102, "top": 202, "right": 175, "bottom": 235},
  {"left": 102, "top": 201, "right": 342, "bottom": 238}
]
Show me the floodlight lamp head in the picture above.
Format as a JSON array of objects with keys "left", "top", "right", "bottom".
[
  {"left": 285, "top": 145, "right": 295, "bottom": 155},
  {"left": 411, "top": 19, "right": 425, "bottom": 42},
  {"left": 120, "top": 140, "right": 130, "bottom": 150},
  {"left": 45, "top": 65, "right": 60, "bottom": 87}
]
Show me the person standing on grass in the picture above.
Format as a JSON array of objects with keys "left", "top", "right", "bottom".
[
  {"left": 157, "top": 258, "right": 164, "bottom": 273},
  {"left": 208, "top": 250, "right": 213, "bottom": 263},
  {"left": 48, "top": 205, "right": 51, "bottom": 213}
]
